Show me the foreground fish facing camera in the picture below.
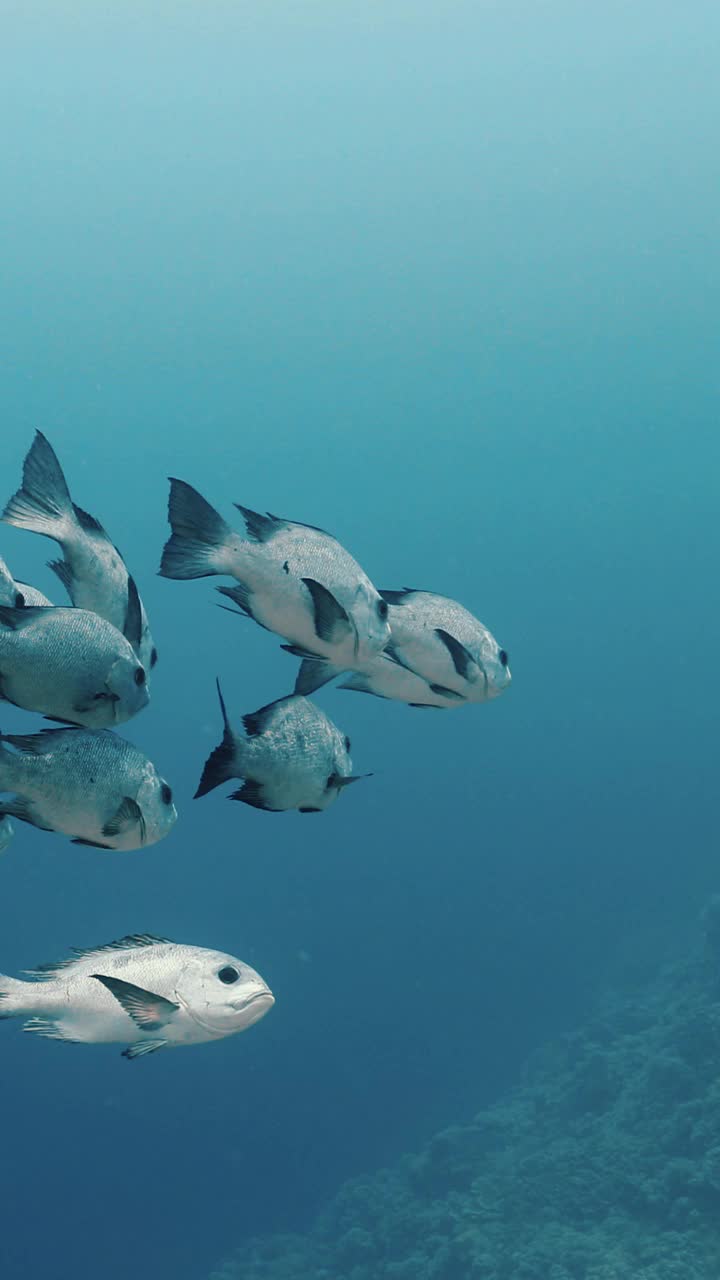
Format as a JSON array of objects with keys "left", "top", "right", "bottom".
[
  {"left": 159, "top": 479, "right": 390, "bottom": 676},
  {"left": 337, "top": 588, "right": 512, "bottom": 708},
  {"left": 0, "top": 553, "right": 52, "bottom": 608},
  {"left": 196, "top": 681, "right": 369, "bottom": 813},
  {"left": 0, "top": 934, "right": 274, "bottom": 1059},
  {"left": 0, "top": 726, "right": 176, "bottom": 849},
  {"left": 2, "top": 431, "right": 157, "bottom": 672},
  {"left": 0, "top": 583, "right": 149, "bottom": 728}
]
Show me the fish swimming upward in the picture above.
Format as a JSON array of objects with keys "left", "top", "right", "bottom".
[
  {"left": 0, "top": 934, "right": 274, "bottom": 1059},
  {"left": 0, "top": 726, "right": 177, "bottom": 850},
  {"left": 159, "top": 479, "right": 390, "bottom": 679},
  {"left": 338, "top": 588, "right": 512, "bottom": 708},
  {"left": 0, "top": 553, "right": 52, "bottom": 608},
  {"left": 0, "top": 582, "right": 149, "bottom": 728},
  {"left": 2, "top": 431, "right": 157, "bottom": 672},
  {"left": 196, "top": 681, "right": 369, "bottom": 813}
]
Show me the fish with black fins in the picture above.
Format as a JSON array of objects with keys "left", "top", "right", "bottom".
[
  {"left": 0, "top": 934, "right": 274, "bottom": 1059},
  {"left": 195, "top": 680, "right": 370, "bottom": 813},
  {"left": 0, "top": 579, "right": 149, "bottom": 728},
  {"left": 0, "top": 726, "right": 176, "bottom": 850},
  {"left": 2, "top": 431, "right": 157, "bottom": 672},
  {"left": 159, "top": 479, "right": 390, "bottom": 682},
  {"left": 0, "top": 552, "right": 52, "bottom": 608},
  {"left": 336, "top": 589, "right": 512, "bottom": 708}
]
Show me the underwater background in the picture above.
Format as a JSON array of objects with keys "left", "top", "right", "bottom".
[{"left": 1, "top": 3, "right": 719, "bottom": 1279}]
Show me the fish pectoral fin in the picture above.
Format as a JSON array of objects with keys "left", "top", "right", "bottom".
[
  {"left": 122, "top": 576, "right": 144, "bottom": 653},
  {"left": 434, "top": 629, "right": 477, "bottom": 681},
  {"left": 301, "top": 578, "right": 351, "bottom": 645},
  {"left": 103, "top": 796, "right": 146, "bottom": 844},
  {"left": 122, "top": 1039, "right": 168, "bottom": 1061},
  {"left": 92, "top": 974, "right": 179, "bottom": 1031},
  {"left": 429, "top": 682, "right": 466, "bottom": 702}
]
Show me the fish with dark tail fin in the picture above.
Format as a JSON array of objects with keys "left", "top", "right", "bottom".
[
  {"left": 0, "top": 935, "right": 273, "bottom": 1058},
  {"left": 0, "top": 581, "right": 149, "bottom": 728},
  {"left": 338, "top": 589, "right": 511, "bottom": 708},
  {"left": 2, "top": 431, "right": 157, "bottom": 672},
  {"left": 0, "top": 726, "right": 176, "bottom": 850},
  {"left": 159, "top": 479, "right": 390, "bottom": 680},
  {"left": 196, "top": 680, "right": 369, "bottom": 813}
]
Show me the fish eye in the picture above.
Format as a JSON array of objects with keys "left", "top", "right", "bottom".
[
  {"left": 134, "top": 667, "right": 146, "bottom": 686},
  {"left": 161, "top": 783, "right": 173, "bottom": 806},
  {"left": 14, "top": 592, "right": 25, "bottom": 608},
  {"left": 344, "top": 735, "right": 351, "bottom": 753},
  {"left": 499, "top": 649, "right": 508, "bottom": 667},
  {"left": 377, "top": 599, "right": 388, "bottom": 619},
  {"left": 150, "top": 647, "right": 159, "bottom": 669},
  {"left": 217, "top": 966, "right": 239, "bottom": 984}
]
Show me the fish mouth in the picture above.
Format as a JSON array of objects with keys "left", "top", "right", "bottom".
[{"left": 234, "top": 989, "right": 274, "bottom": 1013}]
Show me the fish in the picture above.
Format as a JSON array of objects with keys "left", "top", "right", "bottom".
[
  {"left": 0, "top": 584, "right": 149, "bottom": 728},
  {"left": 0, "top": 816, "right": 14, "bottom": 854},
  {"left": 0, "top": 934, "right": 274, "bottom": 1058},
  {"left": 337, "top": 589, "right": 512, "bottom": 708},
  {"left": 159, "top": 479, "right": 390, "bottom": 680},
  {"left": 195, "top": 680, "right": 369, "bottom": 813},
  {"left": 0, "top": 726, "right": 176, "bottom": 850},
  {"left": 2, "top": 431, "right": 156, "bottom": 672},
  {"left": 0, "top": 553, "right": 52, "bottom": 608}
]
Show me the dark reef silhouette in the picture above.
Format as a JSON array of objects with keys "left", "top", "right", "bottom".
[{"left": 210, "top": 900, "right": 720, "bottom": 1280}]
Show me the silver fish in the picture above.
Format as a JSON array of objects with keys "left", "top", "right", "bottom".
[
  {"left": 0, "top": 589, "right": 149, "bottom": 728},
  {"left": 0, "top": 727, "right": 176, "bottom": 850},
  {"left": 0, "top": 554, "right": 52, "bottom": 608},
  {"left": 0, "top": 934, "right": 273, "bottom": 1059},
  {"left": 338, "top": 589, "right": 512, "bottom": 708},
  {"left": 2, "top": 432, "right": 156, "bottom": 672},
  {"left": 196, "top": 681, "right": 369, "bottom": 813},
  {"left": 159, "top": 480, "right": 390, "bottom": 678},
  {"left": 0, "top": 816, "right": 14, "bottom": 854}
]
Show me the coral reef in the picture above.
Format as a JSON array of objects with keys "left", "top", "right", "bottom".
[{"left": 210, "top": 904, "right": 720, "bottom": 1280}]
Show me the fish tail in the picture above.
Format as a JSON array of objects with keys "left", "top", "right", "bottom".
[
  {"left": 160, "top": 479, "right": 236, "bottom": 580},
  {"left": 194, "top": 679, "right": 242, "bottom": 797},
  {"left": 2, "top": 431, "right": 75, "bottom": 541},
  {"left": 0, "top": 975, "right": 33, "bottom": 1018}
]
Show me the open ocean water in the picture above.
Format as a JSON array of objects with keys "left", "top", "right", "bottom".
[{"left": 1, "top": 4, "right": 719, "bottom": 1279}]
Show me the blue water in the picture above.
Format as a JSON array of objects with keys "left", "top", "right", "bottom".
[{"left": 1, "top": 4, "right": 719, "bottom": 1278}]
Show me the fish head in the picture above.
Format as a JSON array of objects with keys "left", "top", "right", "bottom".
[
  {"left": 350, "top": 583, "right": 392, "bottom": 663},
  {"left": 136, "top": 768, "right": 178, "bottom": 843},
  {"left": 175, "top": 950, "right": 275, "bottom": 1036},
  {"left": 476, "top": 635, "right": 512, "bottom": 700},
  {"left": 105, "top": 651, "right": 151, "bottom": 721}
]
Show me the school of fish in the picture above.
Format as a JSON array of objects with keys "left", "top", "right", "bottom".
[{"left": 0, "top": 432, "right": 511, "bottom": 1059}]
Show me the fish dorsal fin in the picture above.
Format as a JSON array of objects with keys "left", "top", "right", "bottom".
[
  {"left": 102, "top": 796, "right": 146, "bottom": 844},
  {"left": 47, "top": 558, "right": 74, "bottom": 597},
  {"left": 72, "top": 503, "right": 108, "bottom": 537},
  {"left": 435, "top": 629, "right": 477, "bottom": 680},
  {"left": 266, "top": 513, "right": 332, "bottom": 538},
  {"left": 229, "top": 779, "right": 276, "bottom": 811},
  {"left": 379, "top": 589, "right": 416, "bottom": 606},
  {"left": 0, "top": 604, "right": 52, "bottom": 631},
  {"left": 92, "top": 974, "right": 179, "bottom": 1031},
  {"left": 3, "top": 727, "right": 78, "bottom": 755},
  {"left": 234, "top": 505, "right": 284, "bottom": 543},
  {"left": 123, "top": 576, "right": 143, "bottom": 654},
  {"left": 24, "top": 934, "right": 173, "bottom": 981},
  {"left": 241, "top": 698, "right": 287, "bottom": 737},
  {"left": 301, "top": 578, "right": 351, "bottom": 645}
]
